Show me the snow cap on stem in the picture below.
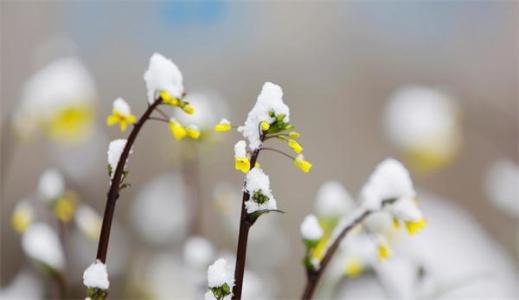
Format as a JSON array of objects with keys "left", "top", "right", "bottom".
[
  {"left": 242, "top": 82, "right": 290, "bottom": 150},
  {"left": 244, "top": 167, "right": 277, "bottom": 213},
  {"left": 207, "top": 258, "right": 234, "bottom": 300},
  {"left": 107, "top": 139, "right": 132, "bottom": 177},
  {"left": 144, "top": 53, "right": 184, "bottom": 104},
  {"left": 234, "top": 140, "right": 250, "bottom": 173},
  {"left": 83, "top": 260, "right": 110, "bottom": 290}
]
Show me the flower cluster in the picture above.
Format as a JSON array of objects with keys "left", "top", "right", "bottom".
[{"left": 206, "top": 258, "right": 234, "bottom": 300}]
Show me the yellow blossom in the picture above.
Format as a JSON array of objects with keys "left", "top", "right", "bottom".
[
  {"left": 215, "top": 121, "right": 231, "bottom": 132},
  {"left": 53, "top": 194, "right": 78, "bottom": 222},
  {"left": 260, "top": 121, "right": 270, "bottom": 131},
  {"left": 235, "top": 157, "right": 250, "bottom": 173},
  {"left": 377, "top": 243, "right": 391, "bottom": 261},
  {"left": 405, "top": 218, "right": 427, "bottom": 235},
  {"left": 186, "top": 126, "right": 201, "bottom": 139},
  {"left": 169, "top": 119, "right": 187, "bottom": 140},
  {"left": 288, "top": 139, "right": 303, "bottom": 154},
  {"left": 49, "top": 105, "right": 93, "bottom": 143},
  {"left": 294, "top": 155, "right": 312, "bottom": 173},
  {"left": 11, "top": 204, "right": 34, "bottom": 233},
  {"left": 288, "top": 131, "right": 300, "bottom": 139},
  {"left": 106, "top": 98, "right": 137, "bottom": 132},
  {"left": 344, "top": 257, "right": 363, "bottom": 277},
  {"left": 160, "top": 90, "right": 179, "bottom": 106},
  {"left": 182, "top": 104, "right": 195, "bottom": 115}
]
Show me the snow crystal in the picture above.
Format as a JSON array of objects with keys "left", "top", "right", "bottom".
[{"left": 144, "top": 53, "right": 184, "bottom": 104}]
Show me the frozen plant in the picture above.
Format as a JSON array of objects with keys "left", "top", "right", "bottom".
[
  {"left": 86, "top": 52, "right": 200, "bottom": 299},
  {"left": 206, "top": 258, "right": 234, "bottom": 300},
  {"left": 213, "top": 82, "right": 312, "bottom": 299},
  {"left": 301, "top": 158, "right": 426, "bottom": 299}
]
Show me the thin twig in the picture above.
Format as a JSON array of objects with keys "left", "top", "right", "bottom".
[
  {"left": 301, "top": 209, "right": 371, "bottom": 300},
  {"left": 96, "top": 98, "right": 162, "bottom": 263},
  {"left": 149, "top": 116, "right": 169, "bottom": 123},
  {"left": 260, "top": 147, "right": 296, "bottom": 160}
]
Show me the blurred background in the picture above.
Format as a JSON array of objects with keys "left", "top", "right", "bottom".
[{"left": 1, "top": 1, "right": 517, "bottom": 299}]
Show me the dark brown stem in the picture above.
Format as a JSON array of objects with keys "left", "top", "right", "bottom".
[
  {"left": 302, "top": 209, "right": 371, "bottom": 300},
  {"left": 232, "top": 144, "right": 262, "bottom": 300},
  {"left": 96, "top": 99, "right": 161, "bottom": 263}
]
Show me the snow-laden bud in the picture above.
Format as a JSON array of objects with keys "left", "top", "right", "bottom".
[
  {"left": 106, "top": 98, "right": 136, "bottom": 132},
  {"left": 244, "top": 168, "right": 277, "bottom": 214},
  {"left": 207, "top": 258, "right": 234, "bottom": 300},
  {"left": 144, "top": 53, "right": 184, "bottom": 104},
  {"left": 234, "top": 140, "right": 250, "bottom": 173},
  {"left": 107, "top": 139, "right": 131, "bottom": 178},
  {"left": 300, "top": 214, "right": 323, "bottom": 243},
  {"left": 22, "top": 223, "right": 65, "bottom": 271},
  {"left": 83, "top": 260, "right": 109, "bottom": 299}
]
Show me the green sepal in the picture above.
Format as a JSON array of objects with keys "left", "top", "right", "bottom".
[
  {"left": 248, "top": 209, "right": 284, "bottom": 225},
  {"left": 210, "top": 283, "right": 231, "bottom": 300},
  {"left": 87, "top": 287, "right": 108, "bottom": 300}
]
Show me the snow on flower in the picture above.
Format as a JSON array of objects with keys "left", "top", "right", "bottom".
[
  {"left": 22, "top": 223, "right": 65, "bottom": 271},
  {"left": 215, "top": 118, "right": 232, "bottom": 132},
  {"left": 13, "top": 57, "right": 96, "bottom": 142},
  {"left": 37, "top": 168, "right": 65, "bottom": 202},
  {"left": 106, "top": 98, "right": 136, "bottom": 132},
  {"left": 242, "top": 82, "right": 290, "bottom": 150},
  {"left": 183, "top": 236, "right": 214, "bottom": 269},
  {"left": 300, "top": 214, "right": 324, "bottom": 241},
  {"left": 315, "top": 181, "right": 354, "bottom": 218},
  {"left": 234, "top": 140, "right": 250, "bottom": 173},
  {"left": 484, "top": 160, "right": 519, "bottom": 218},
  {"left": 83, "top": 260, "right": 110, "bottom": 290},
  {"left": 107, "top": 139, "right": 131, "bottom": 177},
  {"left": 244, "top": 167, "right": 277, "bottom": 213},
  {"left": 207, "top": 258, "right": 234, "bottom": 289},
  {"left": 144, "top": 52, "right": 184, "bottom": 104},
  {"left": 384, "top": 86, "right": 461, "bottom": 172}
]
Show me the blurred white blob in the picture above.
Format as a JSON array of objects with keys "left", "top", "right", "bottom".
[
  {"left": 184, "top": 236, "right": 215, "bottom": 270},
  {"left": 107, "top": 139, "right": 130, "bottom": 176},
  {"left": 130, "top": 173, "right": 189, "bottom": 245},
  {"left": 334, "top": 192, "right": 518, "bottom": 300},
  {"left": 174, "top": 91, "right": 230, "bottom": 131},
  {"left": 13, "top": 57, "right": 97, "bottom": 142},
  {"left": 384, "top": 86, "right": 461, "bottom": 172},
  {"left": 75, "top": 205, "right": 102, "bottom": 240},
  {"left": 83, "top": 260, "right": 110, "bottom": 290},
  {"left": 22, "top": 223, "right": 65, "bottom": 271},
  {"left": 484, "top": 159, "right": 519, "bottom": 218},
  {"left": 0, "top": 271, "right": 43, "bottom": 299},
  {"left": 315, "top": 181, "right": 354, "bottom": 218},
  {"left": 300, "top": 214, "right": 324, "bottom": 241},
  {"left": 37, "top": 168, "right": 65, "bottom": 202}
]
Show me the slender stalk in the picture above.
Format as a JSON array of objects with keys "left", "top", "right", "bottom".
[
  {"left": 301, "top": 209, "right": 371, "bottom": 300},
  {"left": 232, "top": 144, "right": 262, "bottom": 300},
  {"left": 96, "top": 99, "right": 161, "bottom": 262}
]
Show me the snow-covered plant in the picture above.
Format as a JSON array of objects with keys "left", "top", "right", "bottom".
[
  {"left": 206, "top": 258, "right": 234, "bottom": 300},
  {"left": 213, "top": 82, "right": 312, "bottom": 299},
  {"left": 301, "top": 158, "right": 426, "bottom": 299},
  {"left": 86, "top": 52, "right": 200, "bottom": 299}
]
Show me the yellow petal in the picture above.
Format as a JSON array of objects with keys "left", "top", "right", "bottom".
[
  {"left": 344, "top": 257, "right": 363, "bottom": 277},
  {"left": 235, "top": 157, "right": 250, "bottom": 173},
  {"left": 169, "top": 120, "right": 187, "bottom": 140},
  {"left": 183, "top": 105, "right": 195, "bottom": 115},
  {"left": 187, "top": 128, "right": 201, "bottom": 139},
  {"left": 260, "top": 121, "right": 270, "bottom": 131},
  {"left": 54, "top": 195, "right": 78, "bottom": 222},
  {"left": 106, "top": 114, "right": 119, "bottom": 126},
  {"left": 288, "top": 139, "right": 303, "bottom": 154},
  {"left": 377, "top": 244, "right": 391, "bottom": 261},
  {"left": 120, "top": 121, "right": 128, "bottom": 132},
  {"left": 127, "top": 114, "right": 137, "bottom": 124},
  {"left": 392, "top": 217, "right": 401, "bottom": 229},
  {"left": 294, "top": 157, "right": 312, "bottom": 173},
  {"left": 11, "top": 211, "right": 33, "bottom": 233},
  {"left": 215, "top": 123, "right": 232, "bottom": 132},
  {"left": 288, "top": 131, "right": 300, "bottom": 139},
  {"left": 405, "top": 218, "right": 427, "bottom": 235}
]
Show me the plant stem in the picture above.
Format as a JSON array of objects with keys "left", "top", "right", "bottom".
[
  {"left": 301, "top": 209, "right": 371, "bottom": 300},
  {"left": 232, "top": 145, "right": 262, "bottom": 300},
  {"left": 96, "top": 99, "right": 161, "bottom": 263}
]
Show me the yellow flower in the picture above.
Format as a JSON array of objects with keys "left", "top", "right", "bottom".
[
  {"left": 260, "top": 121, "right": 270, "bottom": 131},
  {"left": 288, "top": 131, "right": 300, "bottom": 139},
  {"left": 106, "top": 98, "right": 137, "bottom": 132},
  {"left": 377, "top": 243, "right": 391, "bottom": 261},
  {"left": 294, "top": 155, "right": 312, "bottom": 173},
  {"left": 11, "top": 203, "right": 34, "bottom": 233},
  {"left": 169, "top": 119, "right": 187, "bottom": 140},
  {"left": 344, "top": 257, "right": 363, "bottom": 277},
  {"left": 160, "top": 90, "right": 179, "bottom": 106},
  {"left": 182, "top": 104, "right": 195, "bottom": 115},
  {"left": 235, "top": 157, "right": 251, "bottom": 173},
  {"left": 215, "top": 124, "right": 231, "bottom": 132},
  {"left": 405, "top": 218, "right": 427, "bottom": 235},
  {"left": 49, "top": 105, "right": 93, "bottom": 143},
  {"left": 288, "top": 139, "right": 303, "bottom": 154},
  {"left": 186, "top": 125, "right": 201, "bottom": 139},
  {"left": 53, "top": 194, "right": 78, "bottom": 222}
]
